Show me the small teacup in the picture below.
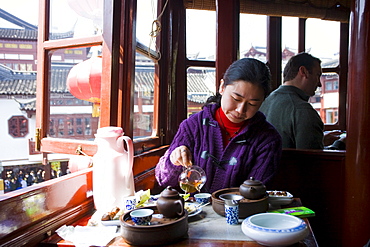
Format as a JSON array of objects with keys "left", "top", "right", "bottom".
[
  {"left": 130, "top": 208, "right": 154, "bottom": 225},
  {"left": 123, "top": 195, "right": 137, "bottom": 212},
  {"left": 194, "top": 193, "right": 212, "bottom": 205}
]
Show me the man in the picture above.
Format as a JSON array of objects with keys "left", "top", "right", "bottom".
[{"left": 259, "top": 53, "right": 324, "bottom": 149}]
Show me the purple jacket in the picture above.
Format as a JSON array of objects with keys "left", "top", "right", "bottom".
[{"left": 155, "top": 104, "right": 282, "bottom": 193}]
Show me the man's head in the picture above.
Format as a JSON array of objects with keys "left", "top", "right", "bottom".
[{"left": 283, "top": 53, "right": 322, "bottom": 96}]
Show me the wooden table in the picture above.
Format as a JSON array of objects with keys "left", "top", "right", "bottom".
[{"left": 40, "top": 198, "right": 318, "bottom": 247}]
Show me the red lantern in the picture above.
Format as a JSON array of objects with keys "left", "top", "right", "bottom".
[{"left": 66, "top": 56, "right": 102, "bottom": 117}]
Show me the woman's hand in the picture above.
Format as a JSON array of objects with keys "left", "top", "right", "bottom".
[{"left": 170, "top": 145, "right": 193, "bottom": 167}]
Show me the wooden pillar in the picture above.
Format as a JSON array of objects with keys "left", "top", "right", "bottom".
[
  {"left": 267, "top": 16, "right": 282, "bottom": 90},
  {"left": 343, "top": 0, "right": 370, "bottom": 245},
  {"left": 215, "top": 0, "right": 239, "bottom": 88},
  {"left": 298, "top": 18, "right": 306, "bottom": 53},
  {"left": 158, "top": 0, "right": 187, "bottom": 142},
  {"left": 100, "top": 0, "right": 137, "bottom": 135}
]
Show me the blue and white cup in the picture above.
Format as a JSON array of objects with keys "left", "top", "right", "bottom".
[
  {"left": 194, "top": 193, "right": 212, "bottom": 205},
  {"left": 219, "top": 193, "right": 244, "bottom": 225},
  {"left": 225, "top": 204, "right": 239, "bottom": 225},
  {"left": 124, "top": 195, "right": 137, "bottom": 212},
  {"left": 130, "top": 208, "right": 154, "bottom": 225}
]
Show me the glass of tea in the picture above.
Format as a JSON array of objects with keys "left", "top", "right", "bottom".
[{"left": 178, "top": 165, "right": 207, "bottom": 195}]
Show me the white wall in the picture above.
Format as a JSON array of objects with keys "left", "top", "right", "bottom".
[{"left": 0, "top": 98, "right": 36, "bottom": 161}]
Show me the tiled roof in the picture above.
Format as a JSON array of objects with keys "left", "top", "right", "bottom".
[
  {"left": 19, "top": 99, "right": 36, "bottom": 111},
  {"left": 0, "top": 79, "right": 36, "bottom": 95},
  {"left": 0, "top": 64, "right": 37, "bottom": 80},
  {"left": 0, "top": 65, "right": 215, "bottom": 104},
  {"left": 0, "top": 28, "right": 74, "bottom": 40},
  {"left": 0, "top": 28, "right": 37, "bottom": 40},
  {"left": 0, "top": 9, "right": 74, "bottom": 40}
]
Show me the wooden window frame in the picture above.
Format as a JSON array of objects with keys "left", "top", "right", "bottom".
[
  {"left": 35, "top": 0, "right": 174, "bottom": 160},
  {"left": 8, "top": 115, "right": 29, "bottom": 138}
]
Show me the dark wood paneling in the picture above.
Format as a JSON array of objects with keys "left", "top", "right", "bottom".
[
  {"left": 133, "top": 146, "right": 168, "bottom": 194},
  {"left": 269, "top": 149, "right": 345, "bottom": 247}
]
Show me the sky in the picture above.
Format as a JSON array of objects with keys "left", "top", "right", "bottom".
[
  {"left": 186, "top": 9, "right": 340, "bottom": 60},
  {"left": 1, "top": 0, "right": 39, "bottom": 26},
  {"left": 1, "top": 0, "right": 340, "bottom": 60}
]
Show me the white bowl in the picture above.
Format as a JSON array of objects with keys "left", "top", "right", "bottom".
[
  {"left": 267, "top": 191, "right": 293, "bottom": 206},
  {"left": 241, "top": 213, "right": 309, "bottom": 246}
]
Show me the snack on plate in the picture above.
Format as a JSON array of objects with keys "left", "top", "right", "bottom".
[
  {"left": 101, "top": 206, "right": 120, "bottom": 221},
  {"left": 268, "top": 190, "right": 288, "bottom": 196},
  {"left": 184, "top": 203, "right": 197, "bottom": 214}
]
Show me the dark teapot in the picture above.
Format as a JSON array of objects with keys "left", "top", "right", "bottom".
[
  {"left": 239, "top": 177, "right": 267, "bottom": 200},
  {"left": 156, "top": 186, "right": 185, "bottom": 218}
]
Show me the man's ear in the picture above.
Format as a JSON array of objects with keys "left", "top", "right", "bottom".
[
  {"left": 299, "top": 66, "right": 309, "bottom": 78},
  {"left": 218, "top": 79, "right": 225, "bottom": 94}
]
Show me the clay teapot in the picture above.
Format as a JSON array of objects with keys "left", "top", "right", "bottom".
[
  {"left": 156, "top": 186, "right": 185, "bottom": 218},
  {"left": 239, "top": 177, "right": 267, "bottom": 200}
]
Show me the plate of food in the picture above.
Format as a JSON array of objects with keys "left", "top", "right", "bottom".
[
  {"left": 267, "top": 190, "right": 294, "bottom": 206},
  {"left": 184, "top": 202, "right": 202, "bottom": 217},
  {"left": 100, "top": 206, "right": 125, "bottom": 226}
]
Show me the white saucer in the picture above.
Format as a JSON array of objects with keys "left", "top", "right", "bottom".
[
  {"left": 101, "top": 219, "right": 120, "bottom": 226},
  {"left": 185, "top": 202, "right": 202, "bottom": 217}
]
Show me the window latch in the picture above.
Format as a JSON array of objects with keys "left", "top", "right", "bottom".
[{"left": 35, "top": 128, "right": 41, "bottom": 152}]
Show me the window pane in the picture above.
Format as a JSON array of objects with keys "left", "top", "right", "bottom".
[
  {"left": 309, "top": 73, "right": 339, "bottom": 124},
  {"left": 306, "top": 19, "right": 340, "bottom": 60},
  {"left": 240, "top": 14, "right": 267, "bottom": 62},
  {"left": 282, "top": 17, "right": 299, "bottom": 83},
  {"left": 186, "top": 10, "right": 216, "bottom": 60},
  {"left": 137, "top": 0, "right": 158, "bottom": 49},
  {"left": 186, "top": 67, "right": 216, "bottom": 116},
  {"left": 48, "top": 46, "right": 101, "bottom": 140},
  {"left": 49, "top": 0, "right": 103, "bottom": 40},
  {"left": 306, "top": 19, "right": 340, "bottom": 125},
  {"left": 133, "top": 52, "right": 155, "bottom": 139}
]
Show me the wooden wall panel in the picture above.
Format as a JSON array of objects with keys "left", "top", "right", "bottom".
[{"left": 268, "top": 149, "right": 345, "bottom": 247}]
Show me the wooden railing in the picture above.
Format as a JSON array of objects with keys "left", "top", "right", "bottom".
[{"left": 0, "top": 146, "right": 167, "bottom": 247}]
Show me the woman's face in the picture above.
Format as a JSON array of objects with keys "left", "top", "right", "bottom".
[{"left": 219, "top": 80, "right": 265, "bottom": 123}]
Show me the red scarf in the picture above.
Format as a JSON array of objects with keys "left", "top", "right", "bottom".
[{"left": 215, "top": 108, "right": 247, "bottom": 146}]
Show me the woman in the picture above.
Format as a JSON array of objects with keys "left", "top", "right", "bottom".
[{"left": 155, "top": 58, "right": 282, "bottom": 193}]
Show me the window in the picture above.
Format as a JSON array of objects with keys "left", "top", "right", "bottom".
[
  {"left": 133, "top": 53, "right": 155, "bottom": 139},
  {"left": 186, "top": 9, "right": 216, "bottom": 60},
  {"left": 240, "top": 14, "right": 267, "bottom": 62},
  {"left": 8, "top": 115, "right": 28, "bottom": 138},
  {"left": 47, "top": 46, "right": 99, "bottom": 141},
  {"left": 37, "top": 0, "right": 164, "bottom": 160},
  {"left": 306, "top": 19, "right": 341, "bottom": 126},
  {"left": 185, "top": 9, "right": 217, "bottom": 116},
  {"left": 186, "top": 66, "right": 216, "bottom": 116}
]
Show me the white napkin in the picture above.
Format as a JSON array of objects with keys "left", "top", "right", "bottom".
[{"left": 56, "top": 225, "right": 118, "bottom": 247}]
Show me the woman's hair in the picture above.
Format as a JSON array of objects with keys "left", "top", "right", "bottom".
[{"left": 204, "top": 58, "right": 272, "bottom": 106}]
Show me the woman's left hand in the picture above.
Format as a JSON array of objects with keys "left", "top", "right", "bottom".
[{"left": 170, "top": 145, "right": 193, "bottom": 168}]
